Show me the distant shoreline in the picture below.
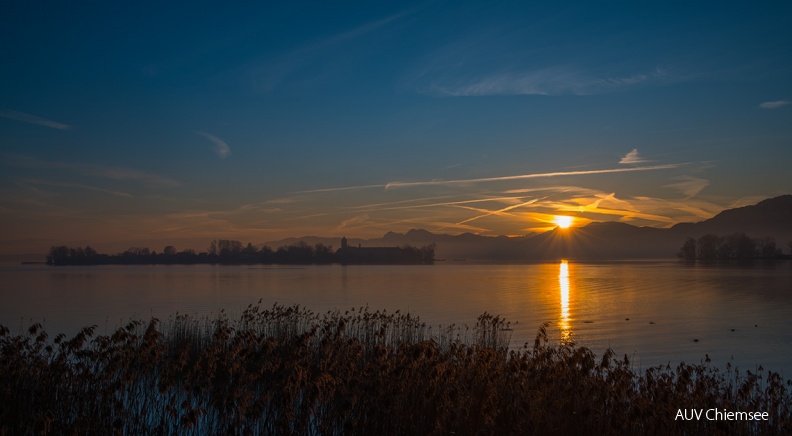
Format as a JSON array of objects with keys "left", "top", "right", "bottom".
[{"left": 43, "top": 240, "right": 436, "bottom": 266}]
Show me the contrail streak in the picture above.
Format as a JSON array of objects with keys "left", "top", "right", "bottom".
[
  {"left": 294, "top": 163, "right": 686, "bottom": 194},
  {"left": 294, "top": 184, "right": 388, "bottom": 194},
  {"left": 454, "top": 198, "right": 543, "bottom": 226},
  {"left": 385, "top": 163, "right": 686, "bottom": 189}
]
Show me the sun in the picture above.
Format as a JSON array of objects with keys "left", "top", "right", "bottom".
[{"left": 554, "top": 215, "right": 574, "bottom": 229}]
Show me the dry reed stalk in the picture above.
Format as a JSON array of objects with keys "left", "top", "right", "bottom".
[{"left": 1, "top": 303, "right": 790, "bottom": 435}]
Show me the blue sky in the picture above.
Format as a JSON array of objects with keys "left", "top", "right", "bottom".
[{"left": 1, "top": 1, "right": 791, "bottom": 253}]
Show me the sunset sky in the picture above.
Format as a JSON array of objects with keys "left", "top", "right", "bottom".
[{"left": 2, "top": 1, "right": 791, "bottom": 254}]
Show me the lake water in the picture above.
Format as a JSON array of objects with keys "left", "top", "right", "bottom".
[{"left": 2, "top": 260, "right": 791, "bottom": 376}]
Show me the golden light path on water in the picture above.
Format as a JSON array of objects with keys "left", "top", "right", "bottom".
[
  {"left": 559, "top": 260, "right": 572, "bottom": 345},
  {"left": 3, "top": 262, "right": 792, "bottom": 374}
]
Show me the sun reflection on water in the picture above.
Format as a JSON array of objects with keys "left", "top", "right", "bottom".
[{"left": 559, "top": 260, "right": 572, "bottom": 345}]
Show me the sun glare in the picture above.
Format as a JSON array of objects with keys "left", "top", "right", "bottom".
[{"left": 554, "top": 215, "right": 573, "bottom": 229}]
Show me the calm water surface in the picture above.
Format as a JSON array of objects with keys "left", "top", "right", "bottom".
[{"left": 2, "top": 261, "right": 791, "bottom": 375}]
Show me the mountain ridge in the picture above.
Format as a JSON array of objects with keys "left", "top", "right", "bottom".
[{"left": 261, "top": 195, "right": 792, "bottom": 261}]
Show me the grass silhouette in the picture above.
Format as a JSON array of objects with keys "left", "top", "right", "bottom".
[{"left": 1, "top": 302, "right": 790, "bottom": 435}]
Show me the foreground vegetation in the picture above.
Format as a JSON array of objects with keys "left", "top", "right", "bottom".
[{"left": 1, "top": 304, "right": 790, "bottom": 435}]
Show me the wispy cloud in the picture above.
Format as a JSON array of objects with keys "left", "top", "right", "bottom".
[
  {"left": 19, "top": 179, "right": 132, "bottom": 197},
  {"left": 349, "top": 195, "right": 454, "bottom": 210},
  {"left": 664, "top": 176, "right": 709, "bottom": 198},
  {"left": 385, "top": 163, "right": 686, "bottom": 189},
  {"left": 89, "top": 166, "right": 182, "bottom": 187},
  {"left": 5, "top": 154, "right": 182, "bottom": 188},
  {"left": 294, "top": 163, "right": 685, "bottom": 195},
  {"left": 759, "top": 100, "right": 790, "bottom": 109},
  {"left": 251, "top": 11, "right": 409, "bottom": 93},
  {"left": 311, "top": 13, "right": 406, "bottom": 52},
  {"left": 728, "top": 196, "right": 773, "bottom": 209},
  {"left": 430, "top": 221, "right": 492, "bottom": 234},
  {"left": 337, "top": 214, "right": 371, "bottom": 231},
  {"left": 557, "top": 193, "right": 680, "bottom": 225},
  {"left": 149, "top": 209, "right": 285, "bottom": 240},
  {"left": 352, "top": 196, "right": 532, "bottom": 214},
  {"left": 0, "top": 109, "right": 71, "bottom": 130},
  {"left": 425, "top": 68, "right": 669, "bottom": 97},
  {"left": 265, "top": 198, "right": 299, "bottom": 205},
  {"left": 554, "top": 192, "right": 728, "bottom": 226},
  {"left": 619, "top": 149, "right": 649, "bottom": 165},
  {"left": 197, "top": 132, "right": 231, "bottom": 158},
  {"left": 503, "top": 185, "right": 602, "bottom": 196},
  {"left": 451, "top": 198, "right": 542, "bottom": 227},
  {"left": 295, "top": 183, "right": 389, "bottom": 194}
]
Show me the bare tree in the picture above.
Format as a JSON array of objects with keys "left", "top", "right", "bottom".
[{"left": 678, "top": 237, "right": 697, "bottom": 260}]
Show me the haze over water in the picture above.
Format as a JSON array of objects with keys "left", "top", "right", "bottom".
[{"left": 3, "top": 260, "right": 791, "bottom": 376}]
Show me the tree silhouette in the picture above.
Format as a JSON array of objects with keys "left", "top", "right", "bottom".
[
  {"left": 677, "top": 237, "right": 696, "bottom": 261},
  {"left": 46, "top": 239, "right": 435, "bottom": 265},
  {"left": 681, "top": 233, "right": 783, "bottom": 260},
  {"left": 697, "top": 234, "right": 721, "bottom": 260},
  {"left": 758, "top": 237, "right": 780, "bottom": 258}
]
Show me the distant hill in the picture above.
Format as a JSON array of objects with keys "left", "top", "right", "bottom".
[
  {"left": 670, "top": 195, "right": 792, "bottom": 239},
  {"left": 263, "top": 195, "right": 792, "bottom": 261}
]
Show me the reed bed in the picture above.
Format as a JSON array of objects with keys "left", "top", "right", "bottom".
[{"left": 1, "top": 302, "right": 790, "bottom": 435}]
